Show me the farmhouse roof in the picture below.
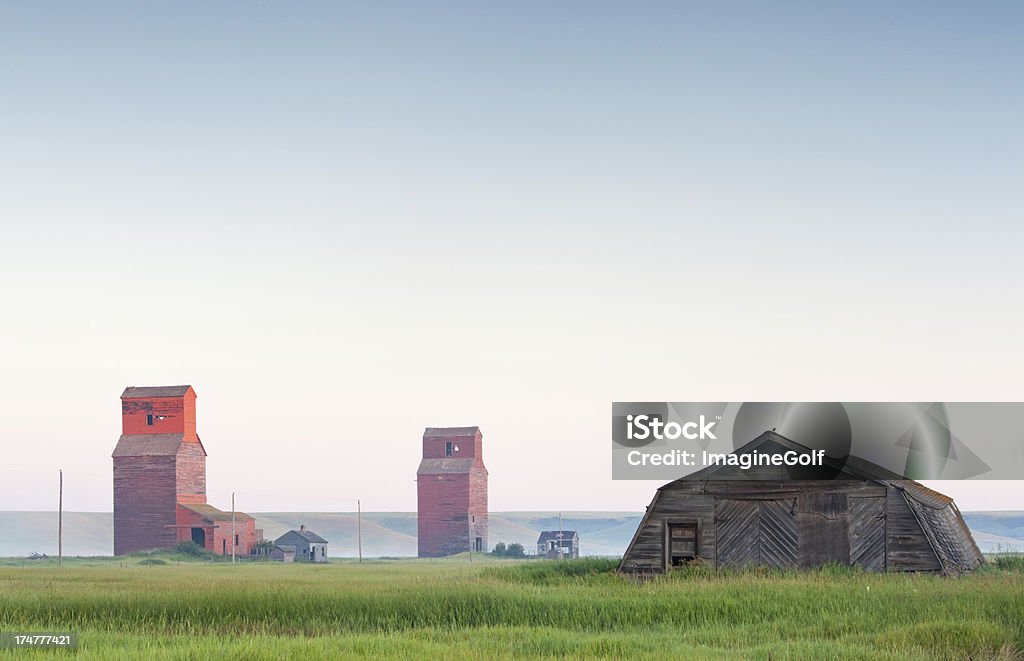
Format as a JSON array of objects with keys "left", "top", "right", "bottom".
[
  {"left": 121, "top": 385, "right": 194, "bottom": 399},
  {"left": 423, "top": 426, "right": 480, "bottom": 438},
  {"left": 278, "top": 529, "right": 328, "bottom": 544},
  {"left": 538, "top": 530, "right": 578, "bottom": 543}
]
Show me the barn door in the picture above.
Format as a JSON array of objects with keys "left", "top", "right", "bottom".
[
  {"left": 797, "top": 493, "right": 850, "bottom": 568},
  {"left": 715, "top": 499, "right": 797, "bottom": 569},
  {"left": 849, "top": 496, "right": 885, "bottom": 571}
]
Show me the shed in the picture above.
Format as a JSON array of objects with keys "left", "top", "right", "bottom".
[
  {"left": 537, "top": 530, "right": 579, "bottom": 559},
  {"left": 275, "top": 525, "right": 328, "bottom": 563},
  {"left": 620, "top": 431, "right": 983, "bottom": 575}
]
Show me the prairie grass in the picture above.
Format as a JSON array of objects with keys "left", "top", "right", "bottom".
[{"left": 0, "top": 556, "right": 1021, "bottom": 659}]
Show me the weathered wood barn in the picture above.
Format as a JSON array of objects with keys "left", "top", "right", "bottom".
[{"left": 620, "top": 431, "right": 983, "bottom": 575}]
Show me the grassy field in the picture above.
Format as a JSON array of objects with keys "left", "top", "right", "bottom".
[{"left": 1, "top": 555, "right": 1023, "bottom": 660}]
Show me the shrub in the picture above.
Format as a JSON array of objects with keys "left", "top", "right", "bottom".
[
  {"left": 490, "top": 541, "right": 526, "bottom": 558},
  {"left": 991, "top": 554, "right": 1024, "bottom": 572},
  {"left": 175, "top": 541, "right": 207, "bottom": 556}
]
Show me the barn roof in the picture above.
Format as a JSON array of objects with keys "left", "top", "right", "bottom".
[
  {"left": 423, "top": 426, "right": 480, "bottom": 438},
  {"left": 417, "top": 458, "right": 477, "bottom": 475},
  {"left": 636, "top": 430, "right": 983, "bottom": 575},
  {"left": 111, "top": 433, "right": 209, "bottom": 457},
  {"left": 538, "top": 530, "right": 578, "bottom": 543},
  {"left": 178, "top": 503, "right": 254, "bottom": 522},
  {"left": 121, "top": 385, "right": 194, "bottom": 399}
]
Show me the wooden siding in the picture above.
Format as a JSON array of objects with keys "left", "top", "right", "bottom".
[
  {"left": 113, "top": 455, "right": 177, "bottom": 555},
  {"left": 796, "top": 492, "right": 849, "bottom": 568},
  {"left": 849, "top": 496, "right": 886, "bottom": 572},
  {"left": 885, "top": 488, "right": 941, "bottom": 572},
  {"left": 175, "top": 441, "right": 206, "bottom": 503},
  {"left": 761, "top": 499, "right": 798, "bottom": 568},
  {"left": 715, "top": 498, "right": 798, "bottom": 569},
  {"left": 121, "top": 389, "right": 198, "bottom": 440},
  {"left": 901, "top": 492, "right": 984, "bottom": 574},
  {"left": 621, "top": 480, "right": 956, "bottom": 574}
]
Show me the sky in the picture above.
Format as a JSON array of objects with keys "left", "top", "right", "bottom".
[{"left": 1, "top": 2, "right": 1022, "bottom": 513}]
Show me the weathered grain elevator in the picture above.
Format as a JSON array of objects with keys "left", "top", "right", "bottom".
[
  {"left": 620, "top": 431, "right": 984, "bottom": 575},
  {"left": 112, "top": 385, "right": 261, "bottom": 556},
  {"left": 417, "top": 426, "right": 488, "bottom": 557}
]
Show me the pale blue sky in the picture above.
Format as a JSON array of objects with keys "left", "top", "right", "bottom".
[{"left": 1, "top": 2, "right": 1022, "bottom": 512}]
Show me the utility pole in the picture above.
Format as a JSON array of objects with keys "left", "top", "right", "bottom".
[
  {"left": 58, "top": 469, "right": 63, "bottom": 568},
  {"left": 558, "top": 511, "right": 562, "bottom": 560},
  {"left": 357, "top": 499, "right": 362, "bottom": 563},
  {"left": 231, "top": 492, "right": 236, "bottom": 564}
]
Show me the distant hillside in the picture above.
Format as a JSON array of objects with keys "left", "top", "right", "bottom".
[{"left": 1, "top": 511, "right": 1020, "bottom": 558}]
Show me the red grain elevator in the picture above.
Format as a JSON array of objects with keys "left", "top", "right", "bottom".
[
  {"left": 112, "top": 385, "right": 260, "bottom": 556},
  {"left": 416, "top": 426, "right": 488, "bottom": 557}
]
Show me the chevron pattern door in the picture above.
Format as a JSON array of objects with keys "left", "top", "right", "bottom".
[{"left": 716, "top": 498, "right": 798, "bottom": 569}]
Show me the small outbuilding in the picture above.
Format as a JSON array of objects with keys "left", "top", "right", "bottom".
[
  {"left": 252, "top": 543, "right": 296, "bottom": 562},
  {"left": 620, "top": 431, "right": 984, "bottom": 575},
  {"left": 275, "top": 525, "right": 329, "bottom": 563},
  {"left": 270, "top": 545, "right": 296, "bottom": 563},
  {"left": 537, "top": 531, "right": 580, "bottom": 559}
]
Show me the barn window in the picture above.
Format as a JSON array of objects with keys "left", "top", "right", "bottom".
[
  {"left": 235, "top": 534, "right": 239, "bottom": 546},
  {"left": 445, "top": 441, "right": 453, "bottom": 456},
  {"left": 667, "top": 522, "right": 698, "bottom": 567},
  {"left": 146, "top": 414, "right": 154, "bottom": 426}
]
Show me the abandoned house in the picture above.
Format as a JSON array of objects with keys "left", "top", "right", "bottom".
[
  {"left": 620, "top": 431, "right": 983, "bottom": 575},
  {"left": 275, "top": 526, "right": 328, "bottom": 562},
  {"left": 537, "top": 530, "right": 580, "bottom": 559}
]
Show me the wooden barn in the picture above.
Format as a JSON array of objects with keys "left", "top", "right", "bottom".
[{"left": 620, "top": 431, "right": 983, "bottom": 575}]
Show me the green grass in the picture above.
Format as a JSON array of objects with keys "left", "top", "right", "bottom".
[{"left": 1, "top": 556, "right": 1022, "bottom": 659}]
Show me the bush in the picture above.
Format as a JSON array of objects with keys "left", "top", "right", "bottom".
[
  {"left": 174, "top": 541, "right": 221, "bottom": 560},
  {"left": 175, "top": 541, "right": 206, "bottom": 556},
  {"left": 490, "top": 541, "right": 526, "bottom": 558},
  {"left": 138, "top": 558, "right": 168, "bottom": 566},
  {"left": 991, "top": 554, "right": 1024, "bottom": 572}
]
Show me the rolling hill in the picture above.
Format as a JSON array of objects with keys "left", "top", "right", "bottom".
[{"left": 1, "top": 510, "right": 1020, "bottom": 558}]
